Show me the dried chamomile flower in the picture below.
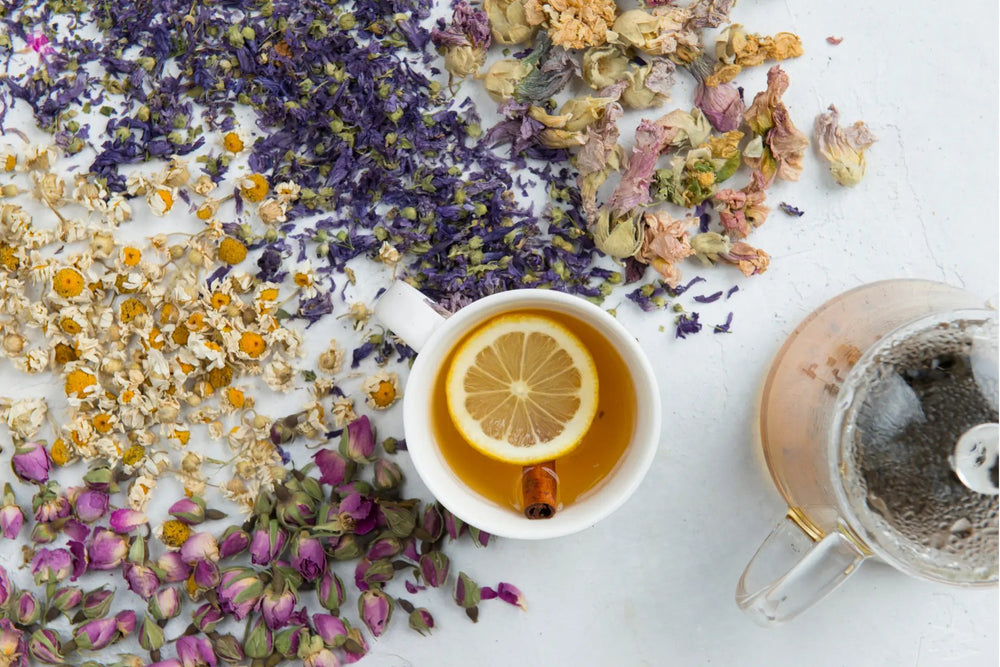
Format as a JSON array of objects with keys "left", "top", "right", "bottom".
[
  {"left": 581, "top": 45, "right": 630, "bottom": 90},
  {"left": 331, "top": 396, "right": 358, "bottom": 427},
  {"left": 318, "top": 340, "right": 345, "bottom": 375},
  {"left": 621, "top": 58, "right": 675, "bottom": 110},
  {"left": 484, "top": 0, "right": 538, "bottom": 44},
  {"left": 2, "top": 397, "right": 48, "bottom": 440},
  {"left": 637, "top": 210, "right": 696, "bottom": 287},
  {"left": 257, "top": 198, "right": 287, "bottom": 225},
  {"left": 378, "top": 241, "right": 401, "bottom": 268},
  {"left": 814, "top": 105, "right": 877, "bottom": 187},
  {"left": 192, "top": 174, "right": 217, "bottom": 196},
  {"left": 482, "top": 60, "right": 534, "bottom": 102},
  {"left": 146, "top": 187, "right": 175, "bottom": 216},
  {"left": 524, "top": 0, "right": 616, "bottom": 49},
  {"left": 362, "top": 371, "right": 402, "bottom": 410}
]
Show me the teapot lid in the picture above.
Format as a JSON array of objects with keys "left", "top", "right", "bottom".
[{"left": 835, "top": 310, "right": 998, "bottom": 584}]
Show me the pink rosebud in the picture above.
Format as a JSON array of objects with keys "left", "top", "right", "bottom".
[
  {"left": 168, "top": 497, "right": 206, "bottom": 525},
  {"left": 0, "top": 567, "right": 11, "bottom": 608},
  {"left": 0, "top": 484, "right": 24, "bottom": 540},
  {"left": 74, "top": 489, "right": 109, "bottom": 523},
  {"left": 290, "top": 533, "right": 326, "bottom": 582},
  {"left": 109, "top": 509, "right": 148, "bottom": 534},
  {"left": 156, "top": 552, "right": 191, "bottom": 583},
  {"left": 180, "top": 531, "right": 219, "bottom": 564},
  {"left": 218, "top": 527, "right": 249, "bottom": 560},
  {"left": 304, "top": 648, "right": 341, "bottom": 667},
  {"left": 14, "top": 591, "right": 40, "bottom": 625},
  {"left": 358, "top": 589, "right": 392, "bottom": 638},
  {"left": 311, "top": 613, "right": 347, "bottom": 646},
  {"left": 81, "top": 588, "right": 113, "bottom": 619},
  {"left": 28, "top": 627, "right": 63, "bottom": 663},
  {"left": 115, "top": 609, "right": 137, "bottom": 636},
  {"left": 149, "top": 586, "right": 181, "bottom": 621},
  {"left": 31, "top": 548, "right": 72, "bottom": 585},
  {"left": 418, "top": 551, "right": 449, "bottom": 588},
  {"left": 193, "top": 559, "right": 221, "bottom": 589},
  {"left": 317, "top": 571, "right": 345, "bottom": 612},
  {"left": 193, "top": 603, "right": 224, "bottom": 633},
  {"left": 176, "top": 635, "right": 217, "bottom": 667},
  {"left": 217, "top": 568, "right": 263, "bottom": 620},
  {"left": 249, "top": 521, "right": 286, "bottom": 565},
  {"left": 261, "top": 586, "right": 298, "bottom": 630},
  {"left": 341, "top": 415, "right": 375, "bottom": 463},
  {"left": 11, "top": 441, "right": 50, "bottom": 483},
  {"left": 73, "top": 617, "right": 117, "bottom": 651},
  {"left": 123, "top": 562, "right": 160, "bottom": 599},
  {"left": 313, "top": 449, "right": 355, "bottom": 486},
  {"left": 0, "top": 619, "right": 26, "bottom": 666},
  {"left": 87, "top": 529, "right": 127, "bottom": 570}
]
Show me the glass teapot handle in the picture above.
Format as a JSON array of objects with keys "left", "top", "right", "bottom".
[{"left": 736, "top": 509, "right": 869, "bottom": 625}]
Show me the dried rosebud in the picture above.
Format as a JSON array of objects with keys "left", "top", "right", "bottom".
[
  {"left": 81, "top": 588, "right": 114, "bottom": 619},
  {"left": 276, "top": 492, "right": 317, "bottom": 528},
  {"left": 408, "top": 608, "right": 435, "bottom": 636},
  {"left": 313, "top": 449, "right": 355, "bottom": 487},
  {"left": 372, "top": 458, "right": 404, "bottom": 492},
  {"left": 123, "top": 562, "right": 160, "bottom": 599},
  {"left": 250, "top": 520, "right": 287, "bottom": 565},
  {"left": 340, "top": 415, "right": 376, "bottom": 463},
  {"left": 155, "top": 551, "right": 191, "bottom": 583},
  {"left": 419, "top": 551, "right": 450, "bottom": 588},
  {"left": 109, "top": 508, "right": 147, "bottom": 534},
  {"left": 358, "top": 589, "right": 393, "bottom": 638},
  {"left": 366, "top": 536, "right": 402, "bottom": 561},
  {"left": 115, "top": 609, "right": 137, "bottom": 636},
  {"left": 82, "top": 466, "right": 115, "bottom": 492},
  {"left": 261, "top": 583, "right": 298, "bottom": 630},
  {"left": 180, "top": 531, "right": 219, "bottom": 564},
  {"left": 331, "top": 534, "right": 361, "bottom": 561},
  {"left": 29, "top": 628, "right": 64, "bottom": 664},
  {"left": 127, "top": 534, "right": 147, "bottom": 564},
  {"left": 355, "top": 558, "right": 394, "bottom": 590},
  {"left": 168, "top": 497, "right": 206, "bottom": 525},
  {"left": 291, "top": 533, "right": 326, "bottom": 582},
  {"left": 454, "top": 571, "right": 481, "bottom": 608},
  {"left": 218, "top": 567, "right": 264, "bottom": 620},
  {"left": 74, "top": 617, "right": 118, "bottom": 651},
  {"left": 138, "top": 614, "right": 164, "bottom": 652},
  {"left": 12, "top": 441, "right": 50, "bottom": 483},
  {"left": 193, "top": 603, "right": 224, "bottom": 633},
  {"left": 0, "top": 620, "right": 25, "bottom": 664},
  {"left": 0, "top": 484, "right": 24, "bottom": 540},
  {"left": 51, "top": 586, "right": 83, "bottom": 613},
  {"left": 193, "top": 559, "right": 221, "bottom": 589},
  {"left": 243, "top": 616, "right": 273, "bottom": 660},
  {"left": 31, "top": 547, "right": 72, "bottom": 585},
  {"left": 88, "top": 529, "right": 127, "bottom": 570},
  {"left": 379, "top": 501, "right": 416, "bottom": 538},
  {"left": 342, "top": 625, "right": 369, "bottom": 662},
  {"left": 274, "top": 624, "right": 308, "bottom": 658},
  {"left": 14, "top": 591, "right": 40, "bottom": 625},
  {"left": 177, "top": 635, "right": 217, "bottom": 666},
  {"left": 148, "top": 586, "right": 181, "bottom": 621},
  {"left": 212, "top": 633, "right": 246, "bottom": 663},
  {"left": 0, "top": 566, "right": 10, "bottom": 608},
  {"left": 73, "top": 489, "right": 109, "bottom": 523},
  {"left": 443, "top": 509, "right": 465, "bottom": 540},
  {"left": 218, "top": 526, "right": 250, "bottom": 560},
  {"left": 317, "top": 571, "right": 346, "bottom": 613},
  {"left": 312, "top": 613, "right": 348, "bottom": 647}
]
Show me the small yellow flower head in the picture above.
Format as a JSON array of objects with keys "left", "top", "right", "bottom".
[
  {"left": 122, "top": 444, "right": 145, "bottom": 466},
  {"left": 210, "top": 292, "right": 231, "bottom": 309},
  {"left": 0, "top": 243, "right": 19, "bottom": 271},
  {"left": 238, "top": 331, "right": 267, "bottom": 358},
  {"left": 149, "top": 188, "right": 174, "bottom": 216},
  {"left": 362, "top": 372, "right": 402, "bottom": 409},
  {"left": 54, "top": 343, "right": 78, "bottom": 365},
  {"left": 59, "top": 317, "right": 82, "bottom": 334},
  {"left": 196, "top": 198, "right": 219, "bottom": 221},
  {"left": 160, "top": 519, "right": 192, "bottom": 548},
  {"left": 50, "top": 439, "right": 72, "bottom": 466},
  {"left": 93, "top": 413, "right": 114, "bottom": 434},
  {"left": 223, "top": 131, "right": 245, "bottom": 153},
  {"left": 226, "top": 387, "right": 246, "bottom": 409},
  {"left": 2, "top": 154, "right": 15, "bottom": 172},
  {"left": 218, "top": 237, "right": 248, "bottom": 265},
  {"left": 53, "top": 268, "right": 85, "bottom": 298},
  {"left": 207, "top": 365, "right": 233, "bottom": 389},
  {"left": 122, "top": 247, "right": 142, "bottom": 267},
  {"left": 119, "top": 298, "right": 148, "bottom": 324},
  {"left": 65, "top": 368, "right": 97, "bottom": 398},
  {"left": 240, "top": 174, "right": 269, "bottom": 203}
]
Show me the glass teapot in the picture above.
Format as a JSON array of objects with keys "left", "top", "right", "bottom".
[{"left": 737, "top": 279, "right": 998, "bottom": 624}]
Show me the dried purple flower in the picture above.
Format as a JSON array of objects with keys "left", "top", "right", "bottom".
[
  {"left": 217, "top": 526, "right": 250, "bottom": 560},
  {"left": 311, "top": 613, "right": 348, "bottom": 647},
  {"left": 176, "top": 635, "right": 218, "bottom": 667},
  {"left": 31, "top": 547, "right": 72, "bottom": 585},
  {"left": 155, "top": 551, "right": 191, "bottom": 583},
  {"left": 11, "top": 441, "right": 50, "bottom": 484},
  {"left": 290, "top": 533, "right": 326, "bottom": 582},
  {"left": 217, "top": 567, "right": 264, "bottom": 620},
  {"left": 73, "top": 617, "right": 118, "bottom": 651},
  {"left": 28, "top": 628, "right": 63, "bottom": 664},
  {"left": 675, "top": 312, "right": 703, "bottom": 339},
  {"left": 108, "top": 509, "right": 148, "bottom": 534},
  {"left": 261, "top": 585, "right": 298, "bottom": 630},
  {"left": 408, "top": 607, "right": 435, "bottom": 635},
  {"left": 313, "top": 449, "right": 355, "bottom": 487},
  {"left": 88, "top": 529, "right": 127, "bottom": 570},
  {"left": 340, "top": 415, "right": 376, "bottom": 463},
  {"left": 358, "top": 589, "right": 393, "bottom": 638},
  {"left": 168, "top": 497, "right": 206, "bottom": 525},
  {"left": 250, "top": 521, "right": 287, "bottom": 565},
  {"left": 73, "top": 489, "right": 110, "bottom": 523},
  {"left": 337, "top": 493, "right": 377, "bottom": 536},
  {"left": 778, "top": 202, "right": 804, "bottom": 217}
]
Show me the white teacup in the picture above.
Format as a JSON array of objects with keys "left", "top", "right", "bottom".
[{"left": 374, "top": 281, "right": 661, "bottom": 539}]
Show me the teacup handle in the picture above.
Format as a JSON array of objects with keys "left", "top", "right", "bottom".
[
  {"left": 736, "top": 510, "right": 869, "bottom": 625},
  {"left": 374, "top": 281, "right": 447, "bottom": 353}
]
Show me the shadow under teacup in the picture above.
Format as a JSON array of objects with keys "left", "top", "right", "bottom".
[{"left": 374, "top": 281, "right": 661, "bottom": 539}]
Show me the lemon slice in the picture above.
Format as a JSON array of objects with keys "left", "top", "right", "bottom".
[{"left": 445, "top": 313, "right": 599, "bottom": 465}]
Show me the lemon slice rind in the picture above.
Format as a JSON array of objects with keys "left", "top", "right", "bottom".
[{"left": 445, "top": 313, "right": 599, "bottom": 465}]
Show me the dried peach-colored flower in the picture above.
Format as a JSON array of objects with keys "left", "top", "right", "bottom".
[
  {"left": 638, "top": 210, "right": 696, "bottom": 287},
  {"left": 524, "top": 0, "right": 617, "bottom": 50}
]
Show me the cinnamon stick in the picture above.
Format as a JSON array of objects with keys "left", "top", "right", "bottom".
[{"left": 522, "top": 461, "right": 557, "bottom": 520}]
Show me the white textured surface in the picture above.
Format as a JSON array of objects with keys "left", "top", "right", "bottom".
[
  {"left": 0, "top": 0, "right": 996, "bottom": 665},
  {"left": 367, "top": 1, "right": 1000, "bottom": 665}
]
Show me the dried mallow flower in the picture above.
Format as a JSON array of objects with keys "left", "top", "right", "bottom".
[
  {"left": 743, "top": 66, "right": 809, "bottom": 184},
  {"left": 637, "top": 210, "right": 696, "bottom": 287},
  {"left": 610, "top": 8, "right": 699, "bottom": 60},
  {"left": 814, "top": 105, "right": 877, "bottom": 187},
  {"left": 621, "top": 58, "right": 675, "bottom": 110},
  {"left": 581, "top": 45, "right": 631, "bottom": 90},
  {"left": 709, "top": 23, "right": 803, "bottom": 86},
  {"left": 592, "top": 209, "right": 645, "bottom": 259},
  {"left": 483, "top": 59, "right": 534, "bottom": 102},
  {"left": 525, "top": 0, "right": 617, "bottom": 49},
  {"left": 690, "top": 232, "right": 770, "bottom": 276},
  {"left": 485, "top": 0, "right": 538, "bottom": 44},
  {"left": 431, "top": 1, "right": 492, "bottom": 82},
  {"left": 713, "top": 170, "right": 770, "bottom": 238}
]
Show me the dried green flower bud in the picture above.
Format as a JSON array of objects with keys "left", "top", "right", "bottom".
[
  {"left": 331, "top": 534, "right": 361, "bottom": 561},
  {"left": 454, "top": 571, "right": 481, "bottom": 608},
  {"left": 243, "top": 617, "right": 273, "bottom": 659},
  {"left": 380, "top": 501, "right": 417, "bottom": 538},
  {"left": 213, "top": 633, "right": 246, "bottom": 662},
  {"left": 372, "top": 459, "right": 403, "bottom": 492},
  {"left": 138, "top": 615, "right": 164, "bottom": 651},
  {"left": 81, "top": 588, "right": 114, "bottom": 620},
  {"left": 592, "top": 209, "right": 644, "bottom": 259}
]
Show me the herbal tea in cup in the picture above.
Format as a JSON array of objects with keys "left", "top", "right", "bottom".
[{"left": 374, "top": 281, "right": 660, "bottom": 540}]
